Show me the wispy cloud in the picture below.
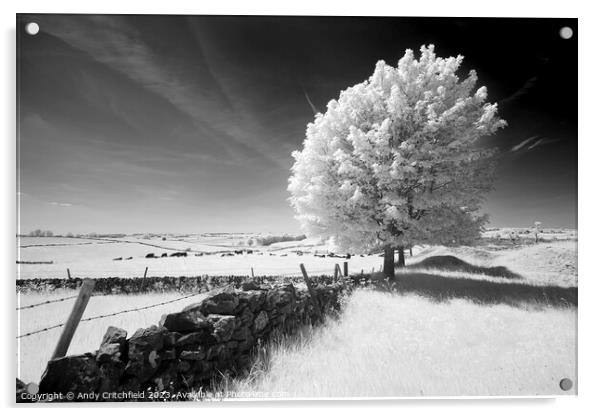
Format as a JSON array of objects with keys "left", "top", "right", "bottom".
[
  {"left": 510, "top": 135, "right": 563, "bottom": 153},
  {"left": 37, "top": 15, "right": 290, "bottom": 168},
  {"left": 500, "top": 76, "right": 538, "bottom": 107},
  {"left": 511, "top": 136, "right": 539, "bottom": 152},
  {"left": 527, "top": 137, "right": 563, "bottom": 150},
  {"left": 303, "top": 89, "right": 319, "bottom": 115},
  {"left": 526, "top": 138, "right": 544, "bottom": 150},
  {"left": 49, "top": 201, "right": 73, "bottom": 207}
]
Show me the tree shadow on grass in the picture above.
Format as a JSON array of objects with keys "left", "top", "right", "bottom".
[
  {"left": 369, "top": 255, "right": 577, "bottom": 308},
  {"left": 406, "top": 255, "right": 522, "bottom": 279}
]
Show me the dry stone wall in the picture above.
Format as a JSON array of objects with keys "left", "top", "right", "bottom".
[
  {"left": 22, "top": 280, "right": 350, "bottom": 402},
  {"left": 16, "top": 274, "right": 338, "bottom": 294}
]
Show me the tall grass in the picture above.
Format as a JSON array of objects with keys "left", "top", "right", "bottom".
[{"left": 219, "top": 289, "right": 576, "bottom": 397}]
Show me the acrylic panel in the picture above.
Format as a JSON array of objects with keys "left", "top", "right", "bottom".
[{"left": 16, "top": 14, "right": 577, "bottom": 402}]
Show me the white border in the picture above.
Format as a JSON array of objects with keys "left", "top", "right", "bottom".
[{"left": 2, "top": 1, "right": 601, "bottom": 414}]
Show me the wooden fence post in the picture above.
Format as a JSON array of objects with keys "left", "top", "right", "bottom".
[
  {"left": 67, "top": 268, "right": 71, "bottom": 279},
  {"left": 143, "top": 267, "right": 148, "bottom": 278},
  {"left": 335, "top": 264, "right": 343, "bottom": 281},
  {"left": 343, "top": 262, "right": 348, "bottom": 277},
  {"left": 334, "top": 264, "right": 339, "bottom": 280},
  {"left": 251, "top": 267, "right": 255, "bottom": 279},
  {"left": 299, "top": 263, "right": 318, "bottom": 309},
  {"left": 51, "top": 279, "right": 96, "bottom": 360}
]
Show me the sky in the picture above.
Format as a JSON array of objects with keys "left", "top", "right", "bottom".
[{"left": 17, "top": 15, "right": 577, "bottom": 234}]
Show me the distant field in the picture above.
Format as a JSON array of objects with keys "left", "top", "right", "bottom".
[
  {"left": 17, "top": 235, "right": 383, "bottom": 279},
  {"left": 481, "top": 227, "right": 577, "bottom": 242},
  {"left": 408, "top": 240, "right": 577, "bottom": 287},
  {"left": 16, "top": 228, "right": 577, "bottom": 280},
  {"left": 18, "top": 237, "right": 105, "bottom": 247}
]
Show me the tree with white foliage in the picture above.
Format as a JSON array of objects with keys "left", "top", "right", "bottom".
[{"left": 288, "top": 45, "right": 507, "bottom": 278}]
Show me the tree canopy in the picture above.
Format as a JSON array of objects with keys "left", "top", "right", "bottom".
[{"left": 288, "top": 45, "right": 507, "bottom": 257}]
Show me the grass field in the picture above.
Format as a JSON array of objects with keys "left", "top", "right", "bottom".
[{"left": 223, "top": 289, "right": 576, "bottom": 397}]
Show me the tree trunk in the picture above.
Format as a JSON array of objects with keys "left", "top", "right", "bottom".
[
  {"left": 396, "top": 246, "right": 406, "bottom": 267},
  {"left": 383, "top": 245, "right": 395, "bottom": 280},
  {"left": 409, "top": 246, "right": 413, "bottom": 256}
]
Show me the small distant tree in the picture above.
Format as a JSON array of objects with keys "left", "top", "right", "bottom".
[
  {"left": 534, "top": 221, "right": 542, "bottom": 243},
  {"left": 66, "top": 232, "right": 74, "bottom": 238},
  {"left": 288, "top": 45, "right": 506, "bottom": 278}
]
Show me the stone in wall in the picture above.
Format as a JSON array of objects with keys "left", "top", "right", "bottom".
[
  {"left": 159, "top": 309, "right": 213, "bottom": 333},
  {"left": 38, "top": 353, "right": 100, "bottom": 397},
  {"left": 184, "top": 286, "right": 239, "bottom": 315},
  {"left": 96, "top": 326, "right": 128, "bottom": 394}
]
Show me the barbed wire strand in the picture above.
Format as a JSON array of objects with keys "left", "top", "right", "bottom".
[
  {"left": 16, "top": 292, "right": 204, "bottom": 339},
  {"left": 16, "top": 295, "right": 79, "bottom": 311}
]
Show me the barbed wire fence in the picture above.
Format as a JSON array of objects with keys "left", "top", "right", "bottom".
[
  {"left": 16, "top": 292, "right": 205, "bottom": 339},
  {"left": 16, "top": 263, "right": 351, "bottom": 341}
]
